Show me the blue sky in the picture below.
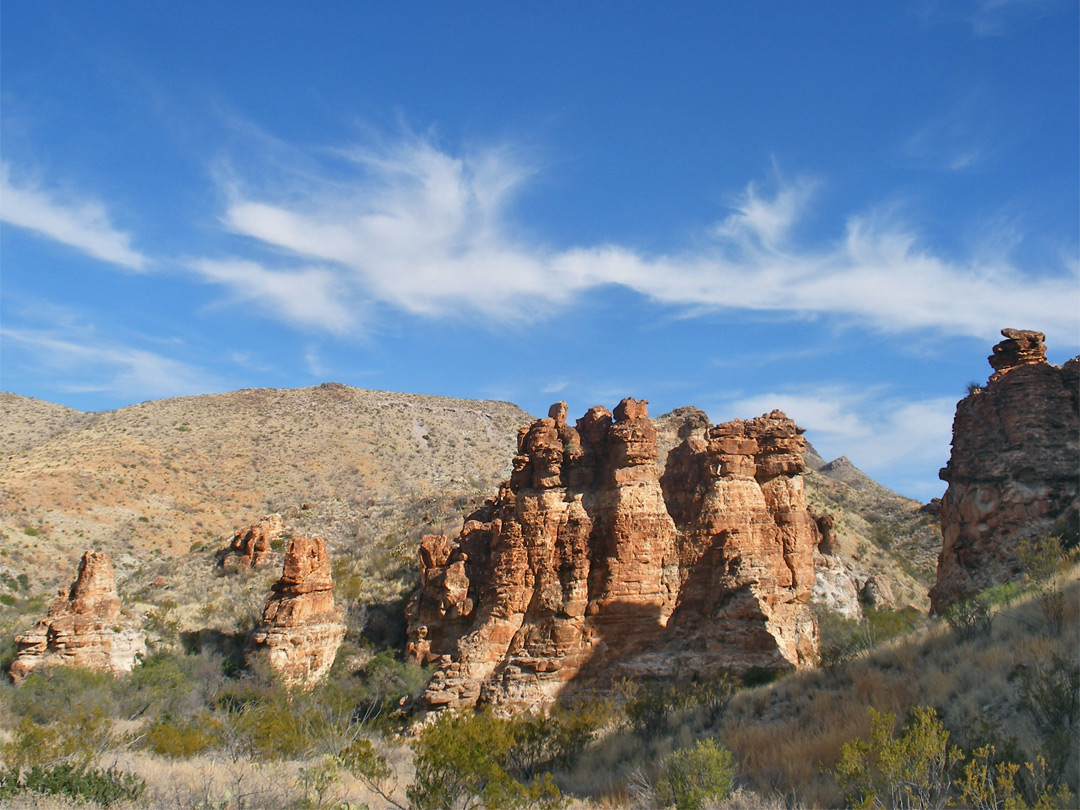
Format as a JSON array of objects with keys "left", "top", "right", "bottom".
[{"left": 2, "top": 1, "right": 1077, "bottom": 500}]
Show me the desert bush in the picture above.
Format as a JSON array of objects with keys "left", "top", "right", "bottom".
[
  {"left": 144, "top": 711, "right": 224, "bottom": 758},
  {"left": 408, "top": 709, "right": 563, "bottom": 810},
  {"left": 655, "top": 738, "right": 734, "bottom": 810},
  {"left": 835, "top": 706, "right": 960, "bottom": 810},
  {"left": 943, "top": 595, "right": 993, "bottom": 641},
  {"left": 620, "top": 675, "right": 738, "bottom": 739},
  {"left": 0, "top": 763, "right": 145, "bottom": 807},
  {"left": 836, "top": 705, "right": 1075, "bottom": 810},
  {"left": 504, "top": 697, "right": 615, "bottom": 779},
  {"left": 7, "top": 666, "right": 116, "bottom": 724},
  {"left": 955, "top": 745, "right": 1074, "bottom": 810},
  {"left": 1016, "top": 653, "right": 1079, "bottom": 782},
  {"left": 1, "top": 707, "right": 119, "bottom": 771},
  {"left": 817, "top": 607, "right": 921, "bottom": 667},
  {"left": 1017, "top": 536, "right": 1068, "bottom": 636}
]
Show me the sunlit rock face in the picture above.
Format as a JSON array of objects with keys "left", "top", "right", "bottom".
[
  {"left": 221, "top": 513, "right": 283, "bottom": 569},
  {"left": 930, "top": 329, "right": 1080, "bottom": 612},
  {"left": 10, "top": 550, "right": 145, "bottom": 684},
  {"left": 247, "top": 534, "right": 346, "bottom": 686},
  {"left": 406, "top": 399, "right": 821, "bottom": 711}
]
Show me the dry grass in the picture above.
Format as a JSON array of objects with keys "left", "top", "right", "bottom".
[{"left": 714, "top": 566, "right": 1079, "bottom": 807}]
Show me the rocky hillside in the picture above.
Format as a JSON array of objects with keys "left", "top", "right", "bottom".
[
  {"left": 0, "top": 385, "right": 530, "bottom": 603},
  {"left": 1, "top": 387, "right": 939, "bottom": 643}
]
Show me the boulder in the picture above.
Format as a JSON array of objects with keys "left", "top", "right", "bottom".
[
  {"left": 221, "top": 514, "right": 283, "bottom": 568},
  {"left": 10, "top": 551, "right": 145, "bottom": 684}
]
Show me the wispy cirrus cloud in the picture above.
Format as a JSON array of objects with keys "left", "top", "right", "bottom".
[
  {"left": 0, "top": 164, "right": 147, "bottom": 270},
  {"left": 206, "top": 134, "right": 1079, "bottom": 343},
  {"left": 1, "top": 326, "right": 215, "bottom": 401},
  {"left": 189, "top": 258, "right": 355, "bottom": 334}
]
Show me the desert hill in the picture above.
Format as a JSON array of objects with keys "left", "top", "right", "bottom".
[
  {"left": 1, "top": 387, "right": 938, "bottom": 642},
  {"left": 0, "top": 385, "right": 530, "bottom": 601}
]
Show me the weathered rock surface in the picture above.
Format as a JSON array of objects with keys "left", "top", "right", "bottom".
[
  {"left": 930, "top": 329, "right": 1079, "bottom": 612},
  {"left": 248, "top": 534, "right": 346, "bottom": 686},
  {"left": 406, "top": 399, "right": 820, "bottom": 710},
  {"left": 221, "top": 514, "right": 283, "bottom": 568},
  {"left": 10, "top": 551, "right": 145, "bottom": 684}
]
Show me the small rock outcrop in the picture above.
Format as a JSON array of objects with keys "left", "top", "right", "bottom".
[
  {"left": 406, "top": 399, "right": 820, "bottom": 711},
  {"left": 247, "top": 534, "right": 346, "bottom": 686},
  {"left": 221, "top": 514, "right": 283, "bottom": 568},
  {"left": 10, "top": 551, "right": 145, "bottom": 684},
  {"left": 930, "top": 329, "right": 1079, "bottom": 612}
]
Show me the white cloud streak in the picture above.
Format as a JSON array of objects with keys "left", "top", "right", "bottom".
[
  {"left": 209, "top": 136, "right": 1079, "bottom": 343},
  {"left": 0, "top": 165, "right": 147, "bottom": 270},
  {"left": 726, "top": 385, "right": 957, "bottom": 499},
  {"left": 1, "top": 327, "right": 214, "bottom": 401},
  {"left": 189, "top": 259, "right": 354, "bottom": 334}
]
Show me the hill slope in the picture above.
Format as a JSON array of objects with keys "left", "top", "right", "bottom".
[
  {"left": 0, "top": 385, "right": 531, "bottom": 601},
  {"left": 1, "top": 389, "right": 940, "bottom": 638}
]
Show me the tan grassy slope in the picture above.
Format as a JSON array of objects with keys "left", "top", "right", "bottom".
[
  {"left": 569, "top": 566, "right": 1078, "bottom": 808},
  {"left": 0, "top": 385, "right": 531, "bottom": 599}
]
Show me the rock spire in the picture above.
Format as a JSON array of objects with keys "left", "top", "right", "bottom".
[
  {"left": 247, "top": 534, "right": 346, "bottom": 686},
  {"left": 930, "top": 329, "right": 1079, "bottom": 611},
  {"left": 10, "top": 550, "right": 145, "bottom": 684},
  {"left": 406, "top": 398, "right": 820, "bottom": 711}
]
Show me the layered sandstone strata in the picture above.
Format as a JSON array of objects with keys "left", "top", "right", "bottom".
[
  {"left": 248, "top": 534, "right": 346, "bottom": 685},
  {"left": 406, "top": 399, "right": 820, "bottom": 710},
  {"left": 10, "top": 551, "right": 145, "bottom": 684},
  {"left": 221, "top": 514, "right": 283, "bottom": 568},
  {"left": 930, "top": 329, "right": 1079, "bottom": 612}
]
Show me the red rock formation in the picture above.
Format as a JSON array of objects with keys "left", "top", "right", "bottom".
[
  {"left": 930, "top": 329, "right": 1079, "bottom": 612},
  {"left": 10, "top": 551, "right": 145, "bottom": 684},
  {"left": 406, "top": 399, "right": 820, "bottom": 711},
  {"left": 247, "top": 534, "right": 346, "bottom": 686},
  {"left": 221, "top": 514, "right": 283, "bottom": 568}
]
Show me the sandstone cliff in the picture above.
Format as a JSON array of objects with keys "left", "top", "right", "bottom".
[
  {"left": 930, "top": 329, "right": 1079, "bottom": 612},
  {"left": 248, "top": 534, "right": 346, "bottom": 686},
  {"left": 406, "top": 399, "right": 820, "bottom": 711},
  {"left": 10, "top": 550, "right": 145, "bottom": 684}
]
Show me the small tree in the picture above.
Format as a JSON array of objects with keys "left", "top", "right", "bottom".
[
  {"left": 408, "top": 709, "right": 562, "bottom": 810},
  {"left": 835, "top": 706, "right": 960, "bottom": 810},
  {"left": 656, "top": 738, "right": 735, "bottom": 810}
]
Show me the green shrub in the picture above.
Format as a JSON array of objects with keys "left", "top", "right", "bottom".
[
  {"left": 505, "top": 697, "right": 615, "bottom": 778},
  {"left": 8, "top": 666, "right": 115, "bottom": 724},
  {"left": 1017, "top": 536, "right": 1068, "bottom": 636},
  {"left": 408, "top": 709, "right": 562, "bottom": 810},
  {"left": 620, "top": 675, "right": 738, "bottom": 739},
  {"left": 1016, "top": 653, "right": 1080, "bottom": 781},
  {"left": 835, "top": 706, "right": 960, "bottom": 810},
  {"left": 0, "top": 763, "right": 145, "bottom": 807},
  {"left": 955, "top": 745, "right": 1075, "bottom": 810},
  {"left": 656, "top": 738, "right": 735, "bottom": 810},
  {"left": 943, "top": 595, "right": 993, "bottom": 641},
  {"left": 1, "top": 709, "right": 117, "bottom": 770},
  {"left": 817, "top": 607, "right": 921, "bottom": 667},
  {"left": 144, "top": 712, "right": 223, "bottom": 758}
]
